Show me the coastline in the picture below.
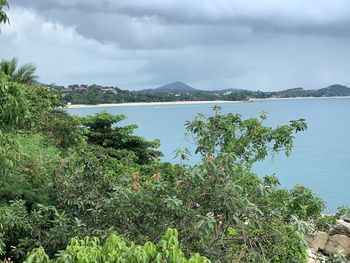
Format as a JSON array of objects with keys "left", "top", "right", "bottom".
[
  {"left": 66, "top": 96, "right": 350, "bottom": 109},
  {"left": 66, "top": 100, "right": 243, "bottom": 108},
  {"left": 250, "top": 95, "right": 350, "bottom": 102}
]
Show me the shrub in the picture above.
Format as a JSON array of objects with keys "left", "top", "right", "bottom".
[{"left": 25, "top": 228, "right": 210, "bottom": 263}]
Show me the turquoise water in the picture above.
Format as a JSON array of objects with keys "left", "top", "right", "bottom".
[{"left": 67, "top": 98, "right": 350, "bottom": 212}]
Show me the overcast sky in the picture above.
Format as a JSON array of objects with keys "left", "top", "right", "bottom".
[{"left": 1, "top": 0, "right": 350, "bottom": 90}]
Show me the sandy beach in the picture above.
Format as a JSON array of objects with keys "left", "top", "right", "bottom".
[
  {"left": 66, "top": 100, "right": 243, "bottom": 108},
  {"left": 66, "top": 96, "right": 350, "bottom": 108}
]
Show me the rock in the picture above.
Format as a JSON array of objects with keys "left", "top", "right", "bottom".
[
  {"left": 329, "top": 220, "right": 350, "bottom": 237},
  {"left": 323, "top": 234, "right": 350, "bottom": 256},
  {"left": 308, "top": 231, "right": 329, "bottom": 252},
  {"left": 306, "top": 248, "right": 317, "bottom": 263},
  {"left": 342, "top": 217, "right": 350, "bottom": 223},
  {"left": 306, "top": 249, "right": 326, "bottom": 263},
  {"left": 307, "top": 258, "right": 317, "bottom": 263}
]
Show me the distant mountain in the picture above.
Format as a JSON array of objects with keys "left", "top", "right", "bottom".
[
  {"left": 275, "top": 85, "right": 350, "bottom": 97},
  {"left": 277, "top": 87, "right": 310, "bottom": 97},
  {"left": 140, "top": 81, "right": 199, "bottom": 93},
  {"left": 314, "top": 84, "right": 350, "bottom": 97},
  {"left": 140, "top": 82, "right": 253, "bottom": 95},
  {"left": 279, "top": 87, "right": 305, "bottom": 93}
]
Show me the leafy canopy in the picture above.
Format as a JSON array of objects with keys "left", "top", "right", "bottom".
[
  {"left": 186, "top": 106, "right": 307, "bottom": 165},
  {"left": 0, "top": 74, "right": 336, "bottom": 262},
  {"left": 81, "top": 111, "right": 162, "bottom": 164}
]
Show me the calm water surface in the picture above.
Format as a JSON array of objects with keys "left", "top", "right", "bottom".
[{"left": 67, "top": 98, "right": 350, "bottom": 212}]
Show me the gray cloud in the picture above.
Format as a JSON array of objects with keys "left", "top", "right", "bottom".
[
  {"left": 12, "top": 0, "right": 350, "bottom": 36},
  {"left": 1, "top": 1, "right": 350, "bottom": 90}
]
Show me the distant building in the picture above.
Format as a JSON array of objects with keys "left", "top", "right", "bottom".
[
  {"left": 67, "top": 84, "right": 88, "bottom": 92},
  {"left": 101, "top": 87, "right": 118, "bottom": 94}
]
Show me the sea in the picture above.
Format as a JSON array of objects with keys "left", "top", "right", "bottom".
[{"left": 67, "top": 98, "right": 350, "bottom": 212}]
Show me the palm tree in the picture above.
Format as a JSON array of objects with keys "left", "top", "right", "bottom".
[
  {"left": 0, "top": 58, "right": 38, "bottom": 84},
  {"left": 0, "top": 0, "right": 9, "bottom": 25}
]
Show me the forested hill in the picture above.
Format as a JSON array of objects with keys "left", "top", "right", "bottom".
[
  {"left": 57, "top": 82, "right": 350, "bottom": 105},
  {"left": 140, "top": 81, "right": 198, "bottom": 93}
]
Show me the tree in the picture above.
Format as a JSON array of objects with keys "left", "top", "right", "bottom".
[
  {"left": 169, "top": 106, "right": 312, "bottom": 261},
  {"left": 185, "top": 106, "right": 307, "bottom": 166},
  {"left": 0, "top": 0, "right": 9, "bottom": 25},
  {"left": 81, "top": 111, "right": 162, "bottom": 164},
  {"left": 0, "top": 73, "right": 30, "bottom": 177},
  {"left": 0, "top": 58, "right": 38, "bottom": 84}
]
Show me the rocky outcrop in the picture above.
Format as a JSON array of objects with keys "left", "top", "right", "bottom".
[
  {"left": 323, "top": 234, "right": 350, "bottom": 256},
  {"left": 306, "top": 248, "right": 326, "bottom": 263},
  {"left": 307, "top": 219, "right": 350, "bottom": 262},
  {"left": 329, "top": 221, "right": 350, "bottom": 237},
  {"left": 308, "top": 231, "right": 328, "bottom": 252}
]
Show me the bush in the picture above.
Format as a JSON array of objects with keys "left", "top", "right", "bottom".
[
  {"left": 336, "top": 206, "right": 350, "bottom": 219},
  {"left": 316, "top": 215, "right": 337, "bottom": 232},
  {"left": 25, "top": 229, "right": 210, "bottom": 263}
]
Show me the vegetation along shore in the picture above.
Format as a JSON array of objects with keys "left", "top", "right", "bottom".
[
  {"left": 66, "top": 96, "right": 350, "bottom": 109},
  {"left": 1, "top": 2, "right": 350, "bottom": 262},
  {"left": 57, "top": 81, "right": 350, "bottom": 105},
  {"left": 1, "top": 65, "right": 350, "bottom": 261}
]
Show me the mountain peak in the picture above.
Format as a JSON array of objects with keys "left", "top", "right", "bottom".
[{"left": 141, "top": 81, "right": 198, "bottom": 93}]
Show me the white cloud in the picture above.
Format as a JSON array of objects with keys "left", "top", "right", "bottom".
[{"left": 0, "top": 8, "right": 151, "bottom": 87}]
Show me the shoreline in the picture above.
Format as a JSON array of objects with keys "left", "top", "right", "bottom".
[
  {"left": 66, "top": 100, "right": 242, "bottom": 108},
  {"left": 66, "top": 96, "right": 350, "bottom": 109},
  {"left": 250, "top": 95, "right": 350, "bottom": 101}
]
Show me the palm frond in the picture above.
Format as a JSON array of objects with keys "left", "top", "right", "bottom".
[
  {"left": 0, "top": 0, "right": 9, "bottom": 25},
  {"left": 49, "top": 109, "right": 71, "bottom": 120},
  {"left": 13, "top": 63, "right": 38, "bottom": 84},
  {"left": 0, "top": 58, "right": 18, "bottom": 77}
]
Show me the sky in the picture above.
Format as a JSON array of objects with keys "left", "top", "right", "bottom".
[{"left": 1, "top": 0, "right": 350, "bottom": 90}]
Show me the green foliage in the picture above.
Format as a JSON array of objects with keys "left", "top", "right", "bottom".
[
  {"left": 173, "top": 147, "right": 191, "bottom": 162},
  {"left": 316, "top": 214, "right": 337, "bottom": 232},
  {"left": 169, "top": 154, "right": 310, "bottom": 262},
  {"left": 185, "top": 105, "right": 306, "bottom": 165},
  {"left": 40, "top": 109, "right": 83, "bottom": 148},
  {"left": 0, "top": 73, "right": 29, "bottom": 176},
  {"left": 0, "top": 200, "right": 89, "bottom": 261},
  {"left": 0, "top": 73, "right": 30, "bottom": 130},
  {"left": 61, "top": 85, "right": 250, "bottom": 105},
  {"left": 0, "top": 58, "right": 38, "bottom": 84},
  {"left": 0, "top": 134, "right": 60, "bottom": 205},
  {"left": 81, "top": 111, "right": 162, "bottom": 164},
  {"left": 286, "top": 184, "right": 325, "bottom": 221},
  {"left": 0, "top": 200, "right": 31, "bottom": 258},
  {"left": 61, "top": 83, "right": 350, "bottom": 106},
  {"left": 25, "top": 229, "right": 210, "bottom": 263},
  {"left": 0, "top": 74, "right": 338, "bottom": 262},
  {"left": 325, "top": 252, "right": 346, "bottom": 263},
  {"left": 47, "top": 145, "right": 181, "bottom": 246},
  {"left": 0, "top": 0, "right": 9, "bottom": 25},
  {"left": 336, "top": 206, "right": 350, "bottom": 219},
  {"left": 0, "top": 132, "right": 21, "bottom": 177}
]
